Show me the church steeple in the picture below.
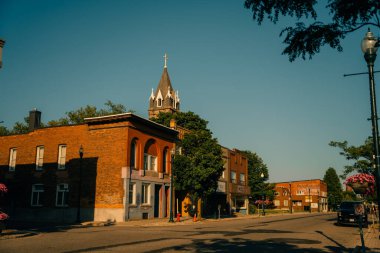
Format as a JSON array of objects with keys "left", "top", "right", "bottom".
[{"left": 148, "top": 53, "right": 180, "bottom": 119}]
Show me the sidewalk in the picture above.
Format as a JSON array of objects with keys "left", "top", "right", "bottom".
[{"left": 353, "top": 224, "right": 380, "bottom": 253}]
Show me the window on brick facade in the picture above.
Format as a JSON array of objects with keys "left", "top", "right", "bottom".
[
  {"left": 230, "top": 171, "right": 236, "bottom": 184},
  {"left": 36, "top": 146, "right": 44, "bottom": 171},
  {"left": 144, "top": 154, "right": 157, "bottom": 171},
  {"left": 9, "top": 148, "right": 17, "bottom": 172},
  {"left": 58, "top": 145, "right": 67, "bottom": 170},
  {"left": 130, "top": 139, "right": 137, "bottom": 168},
  {"left": 296, "top": 190, "right": 304, "bottom": 195},
  {"left": 284, "top": 200, "right": 289, "bottom": 206},
  {"left": 141, "top": 183, "right": 150, "bottom": 204},
  {"left": 31, "top": 184, "right": 44, "bottom": 206},
  {"left": 129, "top": 183, "right": 136, "bottom": 205},
  {"left": 239, "top": 173, "right": 245, "bottom": 185},
  {"left": 56, "top": 183, "right": 69, "bottom": 207},
  {"left": 274, "top": 200, "right": 280, "bottom": 206}
]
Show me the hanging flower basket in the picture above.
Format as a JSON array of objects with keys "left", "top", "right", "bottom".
[
  {"left": 344, "top": 173, "right": 375, "bottom": 195},
  {"left": 0, "top": 184, "right": 7, "bottom": 193}
]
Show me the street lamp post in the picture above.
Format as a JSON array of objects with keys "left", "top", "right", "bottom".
[
  {"left": 361, "top": 29, "right": 380, "bottom": 234},
  {"left": 260, "top": 172, "right": 265, "bottom": 216},
  {"left": 169, "top": 148, "right": 175, "bottom": 222},
  {"left": 76, "top": 145, "right": 83, "bottom": 223},
  {"left": 0, "top": 39, "right": 5, "bottom": 69}
]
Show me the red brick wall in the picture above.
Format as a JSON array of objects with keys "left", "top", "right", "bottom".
[{"left": 0, "top": 115, "right": 177, "bottom": 213}]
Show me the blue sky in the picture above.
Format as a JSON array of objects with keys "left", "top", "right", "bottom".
[{"left": 0, "top": 0, "right": 376, "bottom": 182}]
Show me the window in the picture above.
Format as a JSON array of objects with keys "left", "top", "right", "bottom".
[
  {"left": 239, "top": 173, "right": 245, "bottom": 185},
  {"left": 144, "top": 154, "right": 157, "bottom": 171},
  {"left": 56, "top": 183, "right": 69, "bottom": 207},
  {"left": 284, "top": 200, "right": 289, "bottom": 207},
  {"left": 9, "top": 148, "right": 17, "bottom": 172},
  {"left": 129, "top": 183, "right": 136, "bottom": 205},
  {"left": 31, "top": 184, "right": 44, "bottom": 206},
  {"left": 157, "top": 98, "right": 162, "bottom": 107},
  {"left": 141, "top": 183, "right": 150, "bottom": 204},
  {"left": 274, "top": 200, "right": 280, "bottom": 207},
  {"left": 230, "top": 171, "right": 237, "bottom": 184},
  {"left": 296, "top": 190, "right": 304, "bottom": 195},
  {"left": 130, "top": 140, "right": 137, "bottom": 168},
  {"left": 36, "top": 146, "right": 44, "bottom": 170},
  {"left": 58, "top": 145, "right": 67, "bottom": 170}
]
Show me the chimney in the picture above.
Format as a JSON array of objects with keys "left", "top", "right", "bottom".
[{"left": 29, "top": 109, "right": 41, "bottom": 131}]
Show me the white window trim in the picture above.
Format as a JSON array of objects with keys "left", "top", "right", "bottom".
[
  {"left": 31, "top": 184, "right": 44, "bottom": 207},
  {"left": 231, "top": 171, "right": 237, "bottom": 184},
  {"left": 129, "top": 183, "right": 136, "bottom": 205},
  {"left": 36, "top": 146, "right": 44, "bottom": 171},
  {"left": 141, "top": 183, "right": 150, "bottom": 205},
  {"left": 9, "top": 148, "right": 17, "bottom": 172},
  {"left": 239, "top": 173, "right": 245, "bottom": 185},
  {"left": 58, "top": 145, "right": 67, "bottom": 170},
  {"left": 56, "top": 183, "right": 69, "bottom": 207},
  {"left": 144, "top": 153, "right": 157, "bottom": 171}
]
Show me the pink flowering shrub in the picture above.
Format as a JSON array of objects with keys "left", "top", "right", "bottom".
[
  {"left": 0, "top": 184, "right": 7, "bottom": 193},
  {"left": 0, "top": 212, "right": 8, "bottom": 221},
  {"left": 344, "top": 173, "right": 375, "bottom": 195},
  {"left": 0, "top": 183, "right": 9, "bottom": 222},
  {"left": 254, "top": 199, "right": 271, "bottom": 205}
]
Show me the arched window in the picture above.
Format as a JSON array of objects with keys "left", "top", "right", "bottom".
[
  {"left": 130, "top": 139, "right": 137, "bottom": 168},
  {"left": 144, "top": 139, "right": 158, "bottom": 172}
]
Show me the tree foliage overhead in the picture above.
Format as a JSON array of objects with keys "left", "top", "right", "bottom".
[
  {"left": 240, "top": 150, "right": 274, "bottom": 201},
  {"left": 323, "top": 167, "right": 343, "bottom": 210},
  {"left": 329, "top": 137, "right": 373, "bottom": 178},
  {"left": 0, "top": 101, "right": 131, "bottom": 136},
  {"left": 152, "top": 111, "right": 224, "bottom": 202},
  {"left": 244, "top": 0, "right": 380, "bottom": 61}
]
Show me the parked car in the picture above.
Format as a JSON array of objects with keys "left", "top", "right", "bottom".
[{"left": 337, "top": 201, "right": 368, "bottom": 228}]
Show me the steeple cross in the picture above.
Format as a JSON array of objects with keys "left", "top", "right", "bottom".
[{"left": 164, "top": 53, "right": 168, "bottom": 68}]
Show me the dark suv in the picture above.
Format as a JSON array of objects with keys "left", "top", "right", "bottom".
[{"left": 337, "top": 201, "right": 368, "bottom": 227}]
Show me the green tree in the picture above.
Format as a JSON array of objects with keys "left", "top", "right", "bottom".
[
  {"left": 329, "top": 137, "right": 373, "bottom": 179},
  {"left": 244, "top": 1, "right": 380, "bottom": 61},
  {"left": 323, "top": 167, "right": 343, "bottom": 210},
  {"left": 47, "top": 100, "right": 132, "bottom": 125},
  {"left": 0, "top": 101, "right": 131, "bottom": 135},
  {"left": 152, "top": 111, "right": 224, "bottom": 215},
  {"left": 240, "top": 150, "right": 274, "bottom": 203},
  {"left": 0, "top": 126, "right": 10, "bottom": 136}
]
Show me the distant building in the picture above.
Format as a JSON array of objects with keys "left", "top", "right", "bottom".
[
  {"left": 274, "top": 179, "right": 328, "bottom": 213},
  {"left": 0, "top": 110, "right": 178, "bottom": 223},
  {"left": 219, "top": 147, "right": 251, "bottom": 215}
]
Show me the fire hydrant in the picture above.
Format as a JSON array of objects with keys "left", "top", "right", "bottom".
[{"left": 176, "top": 213, "right": 181, "bottom": 222}]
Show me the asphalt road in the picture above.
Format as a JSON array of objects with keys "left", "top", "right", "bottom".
[{"left": 0, "top": 213, "right": 367, "bottom": 253}]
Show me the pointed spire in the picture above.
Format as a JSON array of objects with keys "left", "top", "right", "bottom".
[{"left": 149, "top": 88, "right": 155, "bottom": 100}]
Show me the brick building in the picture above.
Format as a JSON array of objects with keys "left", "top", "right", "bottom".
[
  {"left": 0, "top": 111, "right": 178, "bottom": 223},
  {"left": 215, "top": 147, "right": 250, "bottom": 215},
  {"left": 274, "top": 179, "right": 328, "bottom": 213}
]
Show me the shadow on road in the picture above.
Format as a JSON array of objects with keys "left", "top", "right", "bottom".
[{"left": 144, "top": 237, "right": 349, "bottom": 253}]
